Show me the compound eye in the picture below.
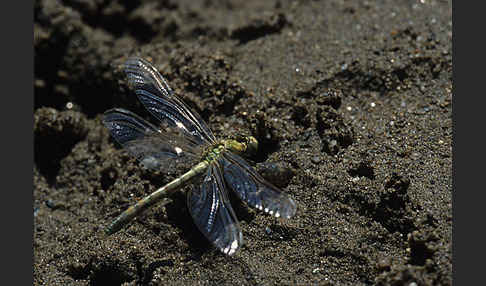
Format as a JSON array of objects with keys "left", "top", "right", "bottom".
[{"left": 246, "top": 136, "right": 258, "bottom": 155}]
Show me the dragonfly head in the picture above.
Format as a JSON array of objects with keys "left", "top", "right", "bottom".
[
  {"left": 227, "top": 134, "right": 259, "bottom": 157},
  {"left": 243, "top": 135, "right": 258, "bottom": 156}
]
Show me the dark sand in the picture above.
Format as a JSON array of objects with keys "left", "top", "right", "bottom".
[{"left": 34, "top": 0, "right": 452, "bottom": 285}]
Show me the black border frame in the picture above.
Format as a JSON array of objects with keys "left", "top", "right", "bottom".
[{"left": 4, "top": 1, "right": 34, "bottom": 284}]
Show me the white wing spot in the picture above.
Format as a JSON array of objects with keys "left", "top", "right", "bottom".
[
  {"left": 229, "top": 240, "right": 239, "bottom": 255},
  {"left": 275, "top": 212, "right": 280, "bottom": 218},
  {"left": 174, "top": 147, "right": 183, "bottom": 155},
  {"left": 223, "top": 239, "right": 239, "bottom": 255}
]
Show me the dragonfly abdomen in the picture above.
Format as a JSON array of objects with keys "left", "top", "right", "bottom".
[{"left": 105, "top": 160, "right": 209, "bottom": 235}]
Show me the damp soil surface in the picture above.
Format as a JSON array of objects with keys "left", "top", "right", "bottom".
[{"left": 34, "top": 0, "right": 452, "bottom": 285}]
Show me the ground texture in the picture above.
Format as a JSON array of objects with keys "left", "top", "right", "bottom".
[{"left": 34, "top": 0, "right": 452, "bottom": 285}]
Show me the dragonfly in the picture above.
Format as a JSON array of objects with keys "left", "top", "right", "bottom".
[{"left": 103, "top": 57, "right": 297, "bottom": 255}]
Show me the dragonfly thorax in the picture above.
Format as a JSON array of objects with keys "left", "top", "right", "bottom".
[{"left": 203, "top": 136, "right": 258, "bottom": 163}]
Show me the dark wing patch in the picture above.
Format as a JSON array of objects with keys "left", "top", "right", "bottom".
[
  {"left": 221, "top": 152, "right": 297, "bottom": 219},
  {"left": 124, "top": 57, "right": 215, "bottom": 145},
  {"left": 103, "top": 108, "right": 202, "bottom": 170},
  {"left": 187, "top": 163, "right": 243, "bottom": 255}
]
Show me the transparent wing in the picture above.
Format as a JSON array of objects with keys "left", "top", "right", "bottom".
[
  {"left": 221, "top": 152, "right": 297, "bottom": 219},
  {"left": 103, "top": 108, "right": 203, "bottom": 170},
  {"left": 187, "top": 162, "right": 243, "bottom": 256},
  {"left": 124, "top": 57, "right": 216, "bottom": 145}
]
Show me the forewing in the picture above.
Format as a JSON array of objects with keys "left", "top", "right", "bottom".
[
  {"left": 103, "top": 108, "right": 202, "bottom": 170},
  {"left": 187, "top": 163, "right": 243, "bottom": 255},
  {"left": 124, "top": 57, "right": 216, "bottom": 145},
  {"left": 221, "top": 152, "right": 297, "bottom": 219}
]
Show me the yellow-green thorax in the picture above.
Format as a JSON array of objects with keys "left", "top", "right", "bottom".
[{"left": 203, "top": 135, "right": 258, "bottom": 163}]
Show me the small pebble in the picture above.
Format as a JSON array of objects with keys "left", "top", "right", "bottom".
[
  {"left": 45, "top": 200, "right": 57, "bottom": 209},
  {"left": 265, "top": 227, "right": 272, "bottom": 235},
  {"left": 311, "top": 156, "right": 321, "bottom": 164}
]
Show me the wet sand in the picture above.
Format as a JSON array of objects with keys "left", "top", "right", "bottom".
[{"left": 34, "top": 0, "right": 452, "bottom": 285}]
